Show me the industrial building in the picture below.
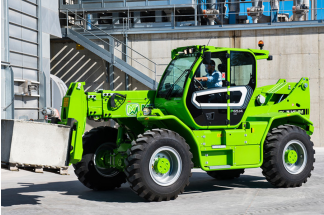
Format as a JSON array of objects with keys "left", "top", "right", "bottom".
[{"left": 1, "top": 0, "right": 324, "bottom": 146}]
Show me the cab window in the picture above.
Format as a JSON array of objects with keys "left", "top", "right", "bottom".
[
  {"left": 157, "top": 56, "right": 197, "bottom": 98},
  {"left": 230, "top": 51, "right": 256, "bottom": 88}
]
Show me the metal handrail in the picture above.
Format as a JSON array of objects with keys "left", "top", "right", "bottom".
[
  {"left": 63, "top": 8, "right": 324, "bottom": 21},
  {"left": 66, "top": 9, "right": 157, "bottom": 88},
  {"left": 61, "top": 2, "right": 324, "bottom": 23},
  {"left": 66, "top": 9, "right": 157, "bottom": 66},
  {"left": 62, "top": 9, "right": 324, "bottom": 33},
  {"left": 72, "top": 22, "right": 156, "bottom": 76},
  {"left": 61, "top": 0, "right": 324, "bottom": 9}
]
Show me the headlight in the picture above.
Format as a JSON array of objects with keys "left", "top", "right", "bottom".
[{"left": 143, "top": 108, "right": 151, "bottom": 116}]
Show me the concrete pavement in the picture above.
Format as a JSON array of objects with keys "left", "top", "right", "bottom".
[{"left": 2, "top": 148, "right": 324, "bottom": 215}]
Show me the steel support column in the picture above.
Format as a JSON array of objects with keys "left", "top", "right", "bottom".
[
  {"left": 123, "top": 35, "right": 129, "bottom": 90},
  {"left": 134, "top": 11, "right": 141, "bottom": 24},
  {"left": 108, "top": 37, "right": 114, "bottom": 91},
  {"left": 108, "top": 37, "right": 115, "bottom": 127},
  {"left": 311, "top": 0, "right": 317, "bottom": 20},
  {"left": 112, "top": 12, "right": 119, "bottom": 29},
  {"left": 194, "top": 4, "right": 198, "bottom": 26},
  {"left": 155, "top": 11, "right": 162, "bottom": 23}
]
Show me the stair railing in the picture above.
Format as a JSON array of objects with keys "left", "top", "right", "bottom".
[{"left": 65, "top": 9, "right": 157, "bottom": 89}]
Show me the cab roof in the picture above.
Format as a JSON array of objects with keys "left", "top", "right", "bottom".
[{"left": 171, "top": 45, "right": 271, "bottom": 61}]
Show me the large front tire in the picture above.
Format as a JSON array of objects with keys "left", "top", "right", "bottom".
[
  {"left": 125, "top": 129, "right": 193, "bottom": 201},
  {"left": 73, "top": 126, "right": 126, "bottom": 190},
  {"left": 261, "top": 125, "right": 315, "bottom": 188}
]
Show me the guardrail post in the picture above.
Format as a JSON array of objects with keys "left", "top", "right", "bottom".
[
  {"left": 313, "top": 0, "right": 317, "bottom": 20},
  {"left": 123, "top": 35, "right": 129, "bottom": 90},
  {"left": 173, "top": 5, "right": 175, "bottom": 28},
  {"left": 194, "top": 3, "right": 197, "bottom": 26},
  {"left": 270, "top": 2, "right": 272, "bottom": 25},
  {"left": 108, "top": 37, "right": 115, "bottom": 92},
  {"left": 66, "top": 9, "right": 68, "bottom": 28},
  {"left": 111, "top": 38, "right": 115, "bottom": 65}
]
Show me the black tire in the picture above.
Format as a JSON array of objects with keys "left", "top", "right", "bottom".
[
  {"left": 261, "top": 124, "right": 315, "bottom": 188},
  {"left": 125, "top": 129, "right": 193, "bottom": 202},
  {"left": 207, "top": 169, "right": 245, "bottom": 180},
  {"left": 73, "top": 126, "right": 126, "bottom": 190}
]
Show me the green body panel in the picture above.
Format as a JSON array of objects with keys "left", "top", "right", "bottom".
[
  {"left": 200, "top": 150, "right": 232, "bottom": 167},
  {"left": 241, "top": 78, "right": 312, "bottom": 127},
  {"left": 59, "top": 82, "right": 87, "bottom": 163},
  {"left": 88, "top": 90, "right": 155, "bottom": 119},
  {"left": 225, "top": 129, "right": 246, "bottom": 145},
  {"left": 60, "top": 45, "right": 313, "bottom": 173},
  {"left": 235, "top": 145, "right": 261, "bottom": 166}
]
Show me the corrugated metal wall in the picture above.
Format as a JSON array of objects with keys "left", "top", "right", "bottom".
[
  {"left": 8, "top": 0, "right": 40, "bottom": 120},
  {"left": 1, "top": 0, "right": 62, "bottom": 120}
]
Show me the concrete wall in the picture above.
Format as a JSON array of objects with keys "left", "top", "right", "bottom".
[{"left": 128, "top": 27, "right": 324, "bottom": 146}]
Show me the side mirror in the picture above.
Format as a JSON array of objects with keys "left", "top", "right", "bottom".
[{"left": 203, "top": 52, "right": 211, "bottom": 64}]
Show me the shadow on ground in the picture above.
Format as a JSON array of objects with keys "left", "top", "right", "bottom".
[{"left": 1, "top": 172, "right": 273, "bottom": 207}]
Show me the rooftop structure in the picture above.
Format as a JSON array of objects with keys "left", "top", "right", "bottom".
[{"left": 59, "top": 0, "right": 324, "bottom": 35}]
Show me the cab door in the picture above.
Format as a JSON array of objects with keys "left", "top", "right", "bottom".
[
  {"left": 229, "top": 51, "right": 256, "bottom": 126},
  {"left": 187, "top": 51, "right": 230, "bottom": 127}
]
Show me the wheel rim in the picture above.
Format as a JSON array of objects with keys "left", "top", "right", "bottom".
[
  {"left": 94, "top": 143, "right": 119, "bottom": 177},
  {"left": 282, "top": 140, "right": 307, "bottom": 175},
  {"left": 149, "top": 146, "right": 182, "bottom": 186}
]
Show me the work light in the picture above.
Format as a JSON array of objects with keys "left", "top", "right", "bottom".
[{"left": 258, "top": 40, "right": 264, "bottom": 50}]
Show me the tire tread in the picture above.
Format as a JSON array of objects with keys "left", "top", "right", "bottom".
[
  {"left": 261, "top": 124, "right": 315, "bottom": 188},
  {"left": 124, "top": 129, "right": 193, "bottom": 202}
]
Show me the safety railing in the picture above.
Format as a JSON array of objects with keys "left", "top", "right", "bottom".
[
  {"left": 60, "top": 1, "right": 324, "bottom": 31},
  {"left": 64, "top": 9, "right": 158, "bottom": 89}
]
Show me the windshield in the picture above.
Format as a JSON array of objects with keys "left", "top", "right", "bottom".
[{"left": 157, "top": 56, "right": 197, "bottom": 98}]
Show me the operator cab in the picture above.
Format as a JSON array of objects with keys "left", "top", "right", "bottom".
[
  {"left": 156, "top": 46, "right": 257, "bottom": 128},
  {"left": 187, "top": 50, "right": 256, "bottom": 127}
]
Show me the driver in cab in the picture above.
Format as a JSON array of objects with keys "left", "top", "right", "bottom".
[{"left": 195, "top": 60, "right": 222, "bottom": 89}]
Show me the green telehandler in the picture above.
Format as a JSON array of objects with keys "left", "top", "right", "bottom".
[{"left": 58, "top": 43, "right": 315, "bottom": 202}]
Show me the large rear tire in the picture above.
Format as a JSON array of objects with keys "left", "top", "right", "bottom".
[
  {"left": 207, "top": 169, "right": 245, "bottom": 180},
  {"left": 125, "top": 129, "right": 193, "bottom": 201},
  {"left": 73, "top": 126, "right": 126, "bottom": 190},
  {"left": 261, "top": 125, "right": 315, "bottom": 188}
]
